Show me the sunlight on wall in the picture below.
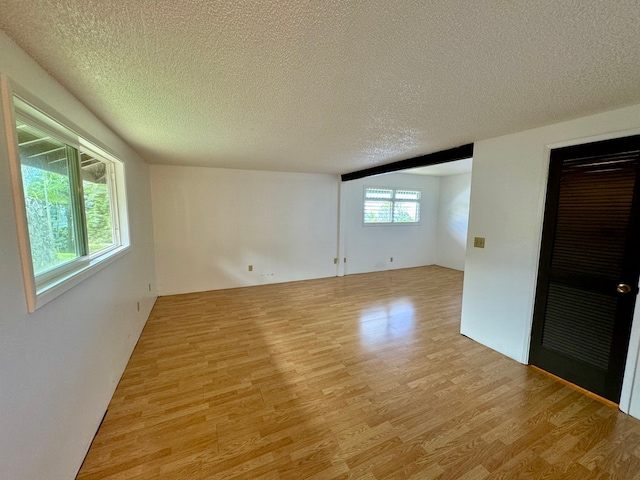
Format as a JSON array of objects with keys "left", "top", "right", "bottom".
[
  {"left": 436, "top": 173, "right": 471, "bottom": 271},
  {"left": 443, "top": 190, "right": 470, "bottom": 249}
]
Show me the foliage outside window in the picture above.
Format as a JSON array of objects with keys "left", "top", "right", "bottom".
[
  {"left": 81, "top": 152, "right": 116, "bottom": 254},
  {"left": 363, "top": 187, "right": 421, "bottom": 224},
  {"left": 5, "top": 88, "right": 129, "bottom": 312}
]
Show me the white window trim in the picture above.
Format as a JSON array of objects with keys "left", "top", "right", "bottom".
[
  {"left": 362, "top": 185, "right": 422, "bottom": 226},
  {"left": 1, "top": 74, "right": 130, "bottom": 313}
]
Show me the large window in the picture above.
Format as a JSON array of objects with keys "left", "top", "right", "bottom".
[
  {"left": 363, "top": 187, "right": 421, "bottom": 224},
  {"left": 3, "top": 86, "right": 129, "bottom": 312}
]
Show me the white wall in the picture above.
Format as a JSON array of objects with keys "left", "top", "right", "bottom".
[
  {"left": 460, "top": 103, "right": 640, "bottom": 417},
  {"left": 435, "top": 173, "right": 471, "bottom": 271},
  {"left": 0, "top": 32, "right": 157, "bottom": 480},
  {"left": 152, "top": 167, "right": 463, "bottom": 295},
  {"left": 151, "top": 165, "right": 339, "bottom": 295},
  {"left": 342, "top": 173, "right": 440, "bottom": 274}
]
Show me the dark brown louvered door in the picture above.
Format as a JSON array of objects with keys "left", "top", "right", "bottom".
[{"left": 530, "top": 135, "right": 640, "bottom": 403}]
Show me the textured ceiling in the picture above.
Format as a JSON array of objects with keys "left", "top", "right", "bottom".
[{"left": 1, "top": 1, "right": 639, "bottom": 175}]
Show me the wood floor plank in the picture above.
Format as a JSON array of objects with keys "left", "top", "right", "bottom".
[{"left": 77, "top": 266, "right": 640, "bottom": 479}]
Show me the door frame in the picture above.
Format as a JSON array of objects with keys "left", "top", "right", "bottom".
[{"left": 525, "top": 128, "right": 640, "bottom": 412}]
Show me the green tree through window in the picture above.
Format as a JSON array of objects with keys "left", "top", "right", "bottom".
[
  {"left": 81, "top": 153, "right": 115, "bottom": 253},
  {"left": 18, "top": 123, "right": 79, "bottom": 274}
]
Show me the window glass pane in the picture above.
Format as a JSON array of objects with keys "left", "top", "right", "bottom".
[
  {"left": 81, "top": 153, "right": 115, "bottom": 254},
  {"left": 395, "top": 190, "right": 420, "bottom": 201},
  {"left": 364, "top": 200, "right": 392, "bottom": 223},
  {"left": 393, "top": 201, "right": 420, "bottom": 223},
  {"left": 17, "top": 120, "right": 79, "bottom": 274},
  {"left": 365, "top": 188, "right": 393, "bottom": 200}
]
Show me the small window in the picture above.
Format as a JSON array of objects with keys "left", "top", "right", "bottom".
[
  {"left": 4, "top": 85, "right": 129, "bottom": 312},
  {"left": 364, "top": 187, "right": 421, "bottom": 224}
]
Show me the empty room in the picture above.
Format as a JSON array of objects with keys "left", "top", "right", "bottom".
[{"left": 2, "top": 2, "right": 640, "bottom": 479}]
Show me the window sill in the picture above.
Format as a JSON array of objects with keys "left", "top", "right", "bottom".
[
  {"left": 32, "top": 245, "right": 130, "bottom": 312},
  {"left": 363, "top": 222, "right": 421, "bottom": 226}
]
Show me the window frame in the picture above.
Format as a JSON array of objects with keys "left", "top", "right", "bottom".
[
  {"left": 1, "top": 75, "right": 130, "bottom": 312},
  {"left": 363, "top": 186, "right": 422, "bottom": 226}
]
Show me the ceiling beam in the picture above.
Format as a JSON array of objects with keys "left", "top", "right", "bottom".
[{"left": 341, "top": 143, "right": 474, "bottom": 182}]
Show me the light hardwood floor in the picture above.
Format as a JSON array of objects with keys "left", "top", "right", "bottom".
[{"left": 77, "top": 266, "right": 640, "bottom": 479}]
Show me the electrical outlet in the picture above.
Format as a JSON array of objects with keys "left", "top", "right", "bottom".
[
  {"left": 343, "top": 257, "right": 347, "bottom": 263},
  {"left": 333, "top": 258, "right": 338, "bottom": 264},
  {"left": 136, "top": 301, "right": 140, "bottom": 312},
  {"left": 148, "top": 283, "right": 151, "bottom": 292},
  {"left": 248, "top": 265, "right": 253, "bottom": 272},
  {"left": 390, "top": 257, "right": 393, "bottom": 262},
  {"left": 474, "top": 237, "right": 486, "bottom": 248}
]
